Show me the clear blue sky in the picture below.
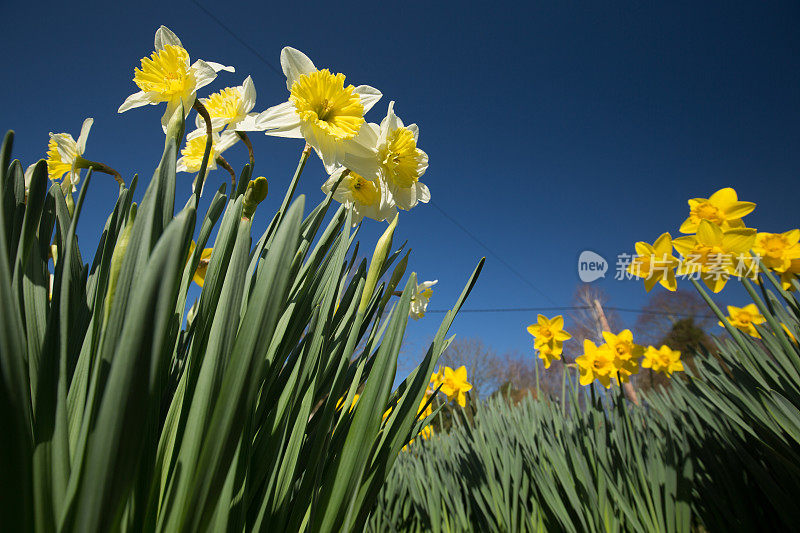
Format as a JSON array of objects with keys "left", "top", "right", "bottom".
[{"left": 5, "top": 1, "right": 799, "bottom": 367}]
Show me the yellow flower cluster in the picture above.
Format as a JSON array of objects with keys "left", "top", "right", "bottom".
[
  {"left": 526, "top": 314, "right": 571, "bottom": 368},
  {"left": 628, "top": 187, "right": 800, "bottom": 293},
  {"left": 576, "top": 329, "right": 683, "bottom": 388},
  {"left": 333, "top": 366, "right": 472, "bottom": 451},
  {"left": 430, "top": 365, "right": 473, "bottom": 407}
]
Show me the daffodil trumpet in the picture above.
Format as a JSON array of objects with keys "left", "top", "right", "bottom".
[{"left": 72, "top": 156, "right": 124, "bottom": 187}]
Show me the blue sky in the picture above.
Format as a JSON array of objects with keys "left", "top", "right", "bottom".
[{"left": 5, "top": 1, "right": 799, "bottom": 369}]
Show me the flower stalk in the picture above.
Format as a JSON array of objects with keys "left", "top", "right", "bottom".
[
  {"left": 75, "top": 155, "right": 125, "bottom": 187},
  {"left": 192, "top": 99, "right": 213, "bottom": 196}
]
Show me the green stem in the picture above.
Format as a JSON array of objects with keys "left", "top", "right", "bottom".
[
  {"left": 216, "top": 155, "right": 236, "bottom": 192},
  {"left": 75, "top": 156, "right": 124, "bottom": 187},
  {"left": 192, "top": 99, "right": 213, "bottom": 196},
  {"left": 237, "top": 131, "right": 255, "bottom": 169},
  {"left": 741, "top": 276, "right": 800, "bottom": 371}
]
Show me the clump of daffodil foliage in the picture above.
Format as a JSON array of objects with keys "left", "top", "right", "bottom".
[
  {"left": 369, "top": 189, "right": 800, "bottom": 532},
  {"left": 0, "top": 25, "right": 483, "bottom": 532}
]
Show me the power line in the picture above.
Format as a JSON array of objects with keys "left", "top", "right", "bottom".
[
  {"left": 190, "top": 0, "right": 283, "bottom": 77},
  {"left": 424, "top": 305, "right": 717, "bottom": 320},
  {"left": 429, "top": 201, "right": 558, "bottom": 305}
]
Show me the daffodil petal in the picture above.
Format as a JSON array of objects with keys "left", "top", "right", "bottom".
[
  {"left": 353, "top": 85, "right": 382, "bottom": 113},
  {"left": 119, "top": 90, "right": 157, "bottom": 113},
  {"left": 258, "top": 101, "right": 303, "bottom": 138},
  {"left": 154, "top": 25, "right": 182, "bottom": 50},
  {"left": 208, "top": 61, "right": 235, "bottom": 74},
  {"left": 76, "top": 118, "right": 93, "bottom": 154},
  {"left": 280, "top": 47, "right": 317, "bottom": 91}
]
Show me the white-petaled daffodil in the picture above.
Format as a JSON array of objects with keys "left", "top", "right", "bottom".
[
  {"left": 343, "top": 101, "right": 430, "bottom": 210},
  {"left": 46, "top": 118, "right": 93, "bottom": 194},
  {"left": 321, "top": 167, "right": 397, "bottom": 226},
  {"left": 188, "top": 75, "right": 263, "bottom": 138},
  {"left": 374, "top": 101, "right": 429, "bottom": 210},
  {"left": 256, "top": 47, "right": 381, "bottom": 174},
  {"left": 409, "top": 279, "right": 438, "bottom": 320},
  {"left": 118, "top": 26, "right": 234, "bottom": 132},
  {"left": 177, "top": 129, "right": 239, "bottom": 180}
]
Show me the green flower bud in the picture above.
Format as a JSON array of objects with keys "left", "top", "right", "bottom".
[
  {"left": 242, "top": 176, "right": 268, "bottom": 219},
  {"left": 360, "top": 214, "right": 398, "bottom": 312}
]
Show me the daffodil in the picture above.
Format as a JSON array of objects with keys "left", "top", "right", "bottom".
[
  {"left": 257, "top": 47, "right": 381, "bottom": 174},
  {"left": 536, "top": 343, "right": 561, "bottom": 369},
  {"left": 627, "top": 232, "right": 679, "bottom": 291},
  {"left": 781, "top": 323, "right": 798, "bottom": 344},
  {"left": 719, "top": 303, "right": 765, "bottom": 338},
  {"left": 177, "top": 130, "right": 239, "bottom": 186},
  {"left": 753, "top": 230, "right": 800, "bottom": 273},
  {"left": 46, "top": 118, "right": 93, "bottom": 194},
  {"left": 575, "top": 340, "right": 616, "bottom": 388},
  {"left": 403, "top": 394, "right": 435, "bottom": 449},
  {"left": 192, "top": 247, "right": 214, "bottom": 287},
  {"left": 779, "top": 259, "right": 800, "bottom": 291},
  {"left": 679, "top": 187, "right": 755, "bottom": 233},
  {"left": 641, "top": 345, "right": 684, "bottom": 376},
  {"left": 345, "top": 101, "right": 430, "bottom": 210},
  {"left": 119, "top": 26, "right": 234, "bottom": 131},
  {"left": 409, "top": 279, "right": 437, "bottom": 320},
  {"left": 601, "top": 330, "right": 642, "bottom": 382},
  {"left": 429, "top": 367, "right": 444, "bottom": 392},
  {"left": 23, "top": 163, "right": 37, "bottom": 197},
  {"left": 336, "top": 393, "right": 360, "bottom": 413},
  {"left": 321, "top": 168, "right": 397, "bottom": 226},
  {"left": 439, "top": 366, "right": 472, "bottom": 407},
  {"left": 673, "top": 220, "right": 756, "bottom": 292},
  {"left": 526, "top": 314, "right": 571, "bottom": 355},
  {"left": 189, "top": 75, "right": 263, "bottom": 136}
]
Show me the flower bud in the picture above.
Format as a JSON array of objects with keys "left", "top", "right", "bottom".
[{"left": 242, "top": 176, "right": 268, "bottom": 219}]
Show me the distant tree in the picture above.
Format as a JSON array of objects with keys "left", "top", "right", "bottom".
[
  {"left": 565, "top": 284, "right": 624, "bottom": 360},
  {"left": 634, "top": 290, "right": 716, "bottom": 346},
  {"left": 437, "top": 338, "right": 503, "bottom": 398}
]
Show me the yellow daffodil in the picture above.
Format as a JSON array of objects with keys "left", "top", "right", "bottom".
[
  {"left": 575, "top": 340, "right": 616, "bottom": 388},
  {"left": 781, "top": 323, "right": 798, "bottom": 344},
  {"left": 46, "top": 118, "right": 93, "bottom": 194},
  {"left": 321, "top": 168, "right": 397, "bottom": 226},
  {"left": 719, "top": 303, "right": 765, "bottom": 338},
  {"left": 641, "top": 345, "right": 684, "bottom": 376},
  {"left": 439, "top": 366, "right": 472, "bottom": 407},
  {"left": 257, "top": 47, "right": 381, "bottom": 174},
  {"left": 779, "top": 259, "right": 800, "bottom": 291},
  {"left": 189, "top": 75, "right": 264, "bottom": 136},
  {"left": 526, "top": 314, "right": 571, "bottom": 355},
  {"left": 409, "top": 280, "right": 437, "bottom": 320},
  {"left": 403, "top": 394, "right": 435, "bottom": 450},
  {"left": 119, "top": 26, "right": 234, "bottom": 131},
  {"left": 537, "top": 343, "right": 561, "bottom": 369},
  {"left": 673, "top": 220, "right": 756, "bottom": 293},
  {"left": 430, "top": 367, "right": 443, "bottom": 385},
  {"left": 679, "top": 187, "right": 755, "bottom": 233},
  {"left": 601, "top": 330, "right": 642, "bottom": 383},
  {"left": 753, "top": 230, "right": 800, "bottom": 273},
  {"left": 627, "top": 232, "right": 679, "bottom": 291},
  {"left": 192, "top": 247, "right": 214, "bottom": 287},
  {"left": 336, "top": 393, "right": 360, "bottom": 412}
]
